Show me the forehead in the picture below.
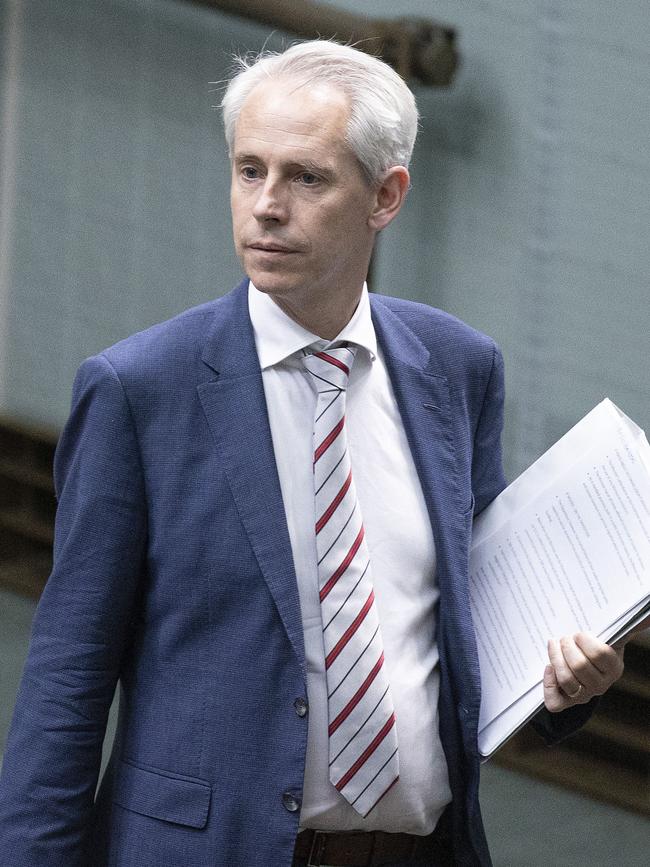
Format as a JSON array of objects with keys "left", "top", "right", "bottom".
[{"left": 233, "top": 77, "right": 352, "bottom": 161}]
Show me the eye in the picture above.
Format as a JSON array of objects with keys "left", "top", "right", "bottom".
[
  {"left": 241, "top": 165, "right": 260, "bottom": 180},
  {"left": 297, "top": 172, "right": 319, "bottom": 186}
]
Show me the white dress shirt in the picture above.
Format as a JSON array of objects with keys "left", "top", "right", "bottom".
[{"left": 248, "top": 283, "right": 452, "bottom": 834}]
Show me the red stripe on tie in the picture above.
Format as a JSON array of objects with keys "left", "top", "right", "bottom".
[
  {"left": 325, "top": 589, "right": 374, "bottom": 669},
  {"left": 319, "top": 526, "right": 365, "bottom": 601},
  {"left": 316, "top": 469, "right": 353, "bottom": 534},
  {"left": 329, "top": 651, "right": 384, "bottom": 736},
  {"left": 335, "top": 712, "right": 396, "bottom": 791},
  {"left": 314, "top": 416, "right": 345, "bottom": 463},
  {"left": 315, "top": 351, "right": 350, "bottom": 375}
]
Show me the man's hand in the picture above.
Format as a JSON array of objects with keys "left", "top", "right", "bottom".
[
  {"left": 543, "top": 615, "right": 650, "bottom": 713},
  {"left": 544, "top": 633, "right": 623, "bottom": 712}
]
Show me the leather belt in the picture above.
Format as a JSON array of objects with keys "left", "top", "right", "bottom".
[{"left": 293, "top": 812, "right": 453, "bottom": 866}]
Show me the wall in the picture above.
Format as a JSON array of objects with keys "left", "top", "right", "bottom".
[
  {"left": 0, "top": 0, "right": 276, "bottom": 426},
  {"left": 0, "top": 0, "right": 649, "bottom": 479},
  {"left": 338, "top": 0, "right": 650, "bottom": 477}
]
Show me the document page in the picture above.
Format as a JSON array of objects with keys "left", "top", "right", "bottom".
[{"left": 469, "top": 399, "right": 650, "bottom": 757}]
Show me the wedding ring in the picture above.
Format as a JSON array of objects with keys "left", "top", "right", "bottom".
[{"left": 567, "top": 684, "right": 584, "bottom": 699}]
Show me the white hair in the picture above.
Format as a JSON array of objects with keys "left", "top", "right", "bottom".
[{"left": 221, "top": 40, "right": 419, "bottom": 184}]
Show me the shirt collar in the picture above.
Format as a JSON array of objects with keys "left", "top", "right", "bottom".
[{"left": 248, "top": 281, "right": 378, "bottom": 370}]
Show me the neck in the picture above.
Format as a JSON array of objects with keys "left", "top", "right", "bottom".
[{"left": 270, "top": 289, "right": 363, "bottom": 340}]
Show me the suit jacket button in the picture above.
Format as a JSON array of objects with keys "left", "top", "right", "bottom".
[
  {"left": 294, "top": 697, "right": 308, "bottom": 718},
  {"left": 282, "top": 792, "right": 301, "bottom": 812}
]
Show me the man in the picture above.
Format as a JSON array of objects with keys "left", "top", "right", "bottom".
[{"left": 0, "top": 41, "right": 634, "bottom": 867}]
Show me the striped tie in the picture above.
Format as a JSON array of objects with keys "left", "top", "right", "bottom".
[{"left": 301, "top": 343, "right": 399, "bottom": 817}]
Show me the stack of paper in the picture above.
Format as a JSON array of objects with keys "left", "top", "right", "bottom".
[{"left": 470, "top": 399, "right": 650, "bottom": 758}]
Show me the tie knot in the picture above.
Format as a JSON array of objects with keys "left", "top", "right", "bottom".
[{"left": 301, "top": 344, "right": 357, "bottom": 394}]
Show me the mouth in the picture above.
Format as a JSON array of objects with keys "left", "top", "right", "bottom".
[{"left": 248, "top": 242, "right": 297, "bottom": 254}]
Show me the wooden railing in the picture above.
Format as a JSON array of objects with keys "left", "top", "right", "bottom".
[
  {"left": 187, "top": 0, "right": 459, "bottom": 86},
  {"left": 0, "top": 416, "right": 56, "bottom": 598}
]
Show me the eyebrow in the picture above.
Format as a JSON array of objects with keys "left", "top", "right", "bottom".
[{"left": 234, "top": 153, "right": 336, "bottom": 179}]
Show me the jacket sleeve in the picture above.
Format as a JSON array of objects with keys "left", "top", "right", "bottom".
[
  {"left": 0, "top": 353, "right": 147, "bottom": 866},
  {"left": 472, "top": 342, "right": 508, "bottom": 516},
  {"left": 530, "top": 700, "right": 597, "bottom": 744}
]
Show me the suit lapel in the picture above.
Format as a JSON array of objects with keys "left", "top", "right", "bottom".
[
  {"left": 369, "top": 296, "right": 463, "bottom": 558},
  {"left": 197, "top": 282, "right": 305, "bottom": 671},
  {"left": 371, "top": 296, "right": 482, "bottom": 715}
]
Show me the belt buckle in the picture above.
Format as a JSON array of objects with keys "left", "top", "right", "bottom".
[{"left": 307, "top": 830, "right": 331, "bottom": 867}]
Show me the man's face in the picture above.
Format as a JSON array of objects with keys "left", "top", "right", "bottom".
[{"left": 230, "top": 78, "right": 378, "bottom": 323}]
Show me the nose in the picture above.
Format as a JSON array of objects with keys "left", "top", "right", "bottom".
[{"left": 252, "top": 175, "right": 288, "bottom": 224}]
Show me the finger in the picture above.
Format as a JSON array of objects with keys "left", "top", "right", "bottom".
[
  {"left": 556, "top": 634, "right": 607, "bottom": 694},
  {"left": 573, "top": 632, "right": 624, "bottom": 679},
  {"left": 547, "top": 637, "right": 584, "bottom": 699},
  {"left": 543, "top": 663, "right": 567, "bottom": 713}
]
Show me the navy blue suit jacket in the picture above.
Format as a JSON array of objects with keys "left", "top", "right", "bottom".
[{"left": 0, "top": 280, "right": 588, "bottom": 866}]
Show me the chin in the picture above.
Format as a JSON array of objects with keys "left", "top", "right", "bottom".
[{"left": 248, "top": 273, "right": 299, "bottom": 297}]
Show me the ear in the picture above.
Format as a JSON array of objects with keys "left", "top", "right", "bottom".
[{"left": 368, "top": 166, "right": 410, "bottom": 231}]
